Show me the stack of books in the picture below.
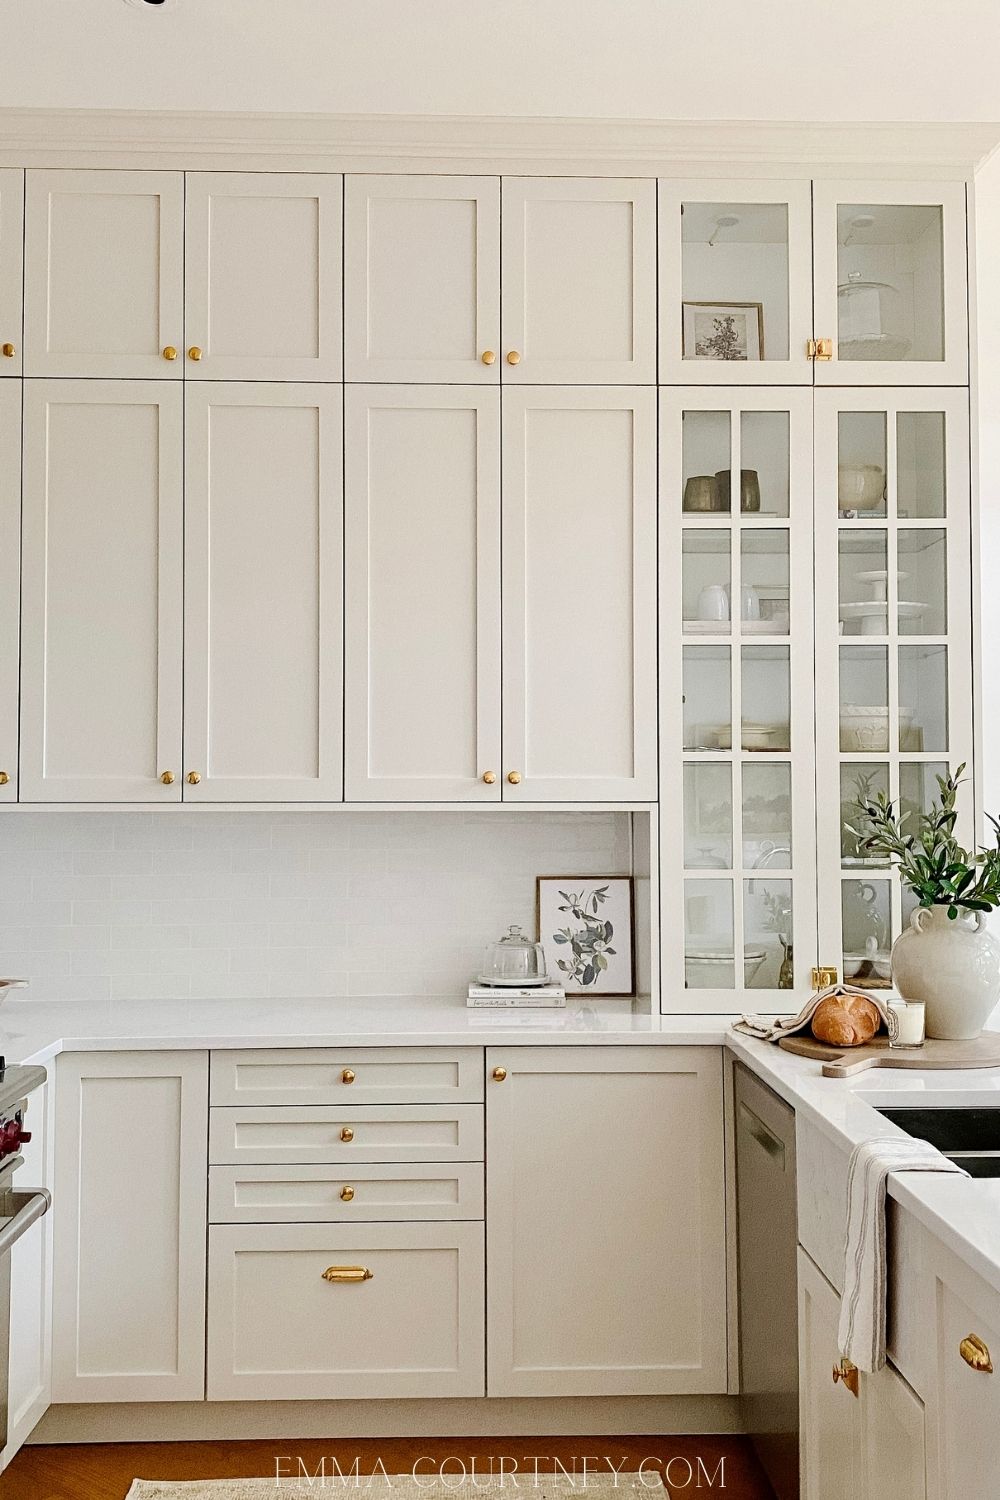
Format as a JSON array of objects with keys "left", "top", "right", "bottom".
[{"left": 467, "top": 982, "right": 566, "bottom": 1008}]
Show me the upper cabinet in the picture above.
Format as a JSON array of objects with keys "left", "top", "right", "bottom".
[
  {"left": 0, "top": 382, "right": 19, "bottom": 800},
  {"left": 0, "top": 170, "right": 23, "bottom": 375},
  {"left": 500, "top": 178, "right": 656, "bottom": 384},
  {"left": 659, "top": 180, "right": 814, "bottom": 386},
  {"left": 345, "top": 175, "right": 500, "bottom": 383},
  {"left": 812, "top": 181, "right": 968, "bottom": 385},
  {"left": 23, "top": 170, "right": 184, "bottom": 379},
  {"left": 184, "top": 173, "right": 342, "bottom": 382}
]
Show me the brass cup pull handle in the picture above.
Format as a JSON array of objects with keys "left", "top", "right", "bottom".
[
  {"left": 162, "top": 346, "right": 178, "bottom": 361},
  {"left": 186, "top": 771, "right": 201, "bottom": 785},
  {"left": 188, "top": 346, "right": 203, "bottom": 361},
  {"left": 159, "top": 771, "right": 175, "bottom": 785},
  {"left": 1, "top": 342, "right": 15, "bottom": 358},
  {"left": 0, "top": 771, "right": 9, "bottom": 786},
  {"left": 960, "top": 1334, "right": 994, "bottom": 1373},
  {"left": 832, "top": 1358, "right": 860, "bottom": 1397},
  {"left": 341, "top": 1068, "right": 356, "bottom": 1085},
  {"left": 492, "top": 1066, "right": 507, "bottom": 1082},
  {"left": 340, "top": 1126, "right": 354, "bottom": 1142},
  {"left": 506, "top": 350, "right": 521, "bottom": 366},
  {"left": 481, "top": 350, "right": 496, "bottom": 366},
  {"left": 340, "top": 1185, "right": 355, "bottom": 1202},
  {"left": 322, "top": 1265, "right": 372, "bottom": 1283}
]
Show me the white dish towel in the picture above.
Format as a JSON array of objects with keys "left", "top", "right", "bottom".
[{"left": 839, "top": 1136, "right": 967, "bottom": 1374}]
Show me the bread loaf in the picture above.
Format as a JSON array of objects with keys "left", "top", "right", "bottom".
[{"left": 811, "top": 992, "right": 880, "bottom": 1047}]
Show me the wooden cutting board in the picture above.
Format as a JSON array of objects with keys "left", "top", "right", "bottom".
[{"left": 778, "top": 1031, "right": 1000, "bottom": 1078}]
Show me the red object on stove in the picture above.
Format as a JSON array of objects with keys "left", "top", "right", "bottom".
[{"left": 0, "top": 1119, "right": 30, "bottom": 1157}]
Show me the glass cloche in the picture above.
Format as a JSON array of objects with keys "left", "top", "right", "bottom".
[
  {"left": 837, "top": 271, "right": 911, "bottom": 361},
  {"left": 478, "top": 925, "right": 550, "bottom": 987}
]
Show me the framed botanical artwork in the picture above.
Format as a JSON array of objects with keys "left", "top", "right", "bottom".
[
  {"left": 536, "top": 876, "right": 635, "bottom": 997},
  {"left": 682, "top": 301, "right": 764, "bottom": 361}
]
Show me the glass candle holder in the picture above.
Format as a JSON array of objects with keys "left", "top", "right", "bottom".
[{"left": 889, "top": 999, "right": 926, "bottom": 1048}]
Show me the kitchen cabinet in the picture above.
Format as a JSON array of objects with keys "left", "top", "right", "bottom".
[
  {"left": 183, "top": 383, "right": 343, "bottom": 801},
  {"left": 502, "top": 387, "right": 657, "bottom": 801},
  {"left": 658, "top": 179, "right": 814, "bottom": 387},
  {"left": 19, "top": 380, "right": 183, "bottom": 803},
  {"left": 344, "top": 385, "right": 502, "bottom": 801},
  {"left": 0, "top": 381, "right": 19, "bottom": 802},
  {"left": 184, "top": 172, "right": 342, "bottom": 382},
  {"left": 345, "top": 175, "right": 500, "bottom": 384},
  {"left": 0, "top": 169, "right": 23, "bottom": 376},
  {"left": 500, "top": 178, "right": 656, "bottom": 384},
  {"left": 52, "top": 1052, "right": 208, "bottom": 1403},
  {"left": 812, "top": 181, "right": 968, "bottom": 386},
  {"left": 2, "top": 1081, "right": 53, "bottom": 1470},
  {"left": 23, "top": 170, "right": 184, "bottom": 379},
  {"left": 486, "top": 1045, "right": 727, "bottom": 1396},
  {"left": 924, "top": 1237, "right": 1000, "bottom": 1496}
]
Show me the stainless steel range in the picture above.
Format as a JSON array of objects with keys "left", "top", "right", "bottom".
[{"left": 0, "top": 1058, "right": 48, "bottom": 1452}]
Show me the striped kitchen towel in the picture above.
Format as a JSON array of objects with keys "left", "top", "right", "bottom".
[{"left": 839, "top": 1137, "right": 967, "bottom": 1373}]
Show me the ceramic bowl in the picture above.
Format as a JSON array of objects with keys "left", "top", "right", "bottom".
[{"left": 838, "top": 464, "right": 885, "bottom": 511}]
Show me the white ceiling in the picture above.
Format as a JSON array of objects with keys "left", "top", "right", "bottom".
[{"left": 2, "top": 0, "right": 1000, "bottom": 122}]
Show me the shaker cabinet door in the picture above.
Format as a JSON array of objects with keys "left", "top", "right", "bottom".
[
  {"left": 344, "top": 385, "right": 501, "bottom": 801},
  {"left": 19, "top": 381, "right": 183, "bottom": 802},
  {"left": 0, "top": 169, "right": 23, "bottom": 375},
  {"left": 183, "top": 383, "right": 344, "bottom": 801},
  {"left": 345, "top": 175, "right": 500, "bottom": 383},
  {"left": 501, "top": 177, "right": 656, "bottom": 384},
  {"left": 23, "top": 170, "right": 184, "bottom": 379},
  {"left": 0, "top": 381, "right": 19, "bottom": 801},
  {"left": 797, "top": 1249, "right": 861, "bottom": 1500},
  {"left": 501, "top": 387, "right": 657, "bottom": 800},
  {"left": 184, "top": 172, "right": 342, "bottom": 381}
]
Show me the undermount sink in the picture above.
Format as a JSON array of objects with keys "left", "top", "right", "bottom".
[{"left": 877, "top": 1107, "right": 1000, "bottom": 1177}]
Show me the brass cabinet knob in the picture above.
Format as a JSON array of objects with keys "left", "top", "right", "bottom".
[
  {"left": 482, "top": 771, "right": 497, "bottom": 785},
  {"left": 960, "top": 1334, "right": 994, "bottom": 1373},
  {"left": 340, "top": 1185, "right": 355, "bottom": 1202},
  {"left": 0, "top": 771, "right": 9, "bottom": 786},
  {"left": 188, "top": 346, "right": 203, "bottom": 361},
  {"left": 506, "top": 770, "right": 521, "bottom": 785},
  {"left": 481, "top": 350, "right": 496, "bottom": 365},
  {"left": 341, "top": 1068, "right": 356, "bottom": 1085},
  {"left": 506, "top": 350, "right": 521, "bottom": 366},
  {"left": 340, "top": 1126, "right": 354, "bottom": 1142},
  {"left": 1, "top": 343, "right": 14, "bottom": 359},
  {"left": 162, "top": 346, "right": 178, "bottom": 361},
  {"left": 185, "top": 771, "right": 201, "bottom": 785},
  {"left": 832, "top": 1358, "right": 860, "bottom": 1397},
  {"left": 321, "top": 1265, "right": 372, "bottom": 1283},
  {"left": 815, "top": 337, "right": 834, "bottom": 361},
  {"left": 159, "top": 771, "right": 175, "bottom": 785},
  {"left": 492, "top": 1066, "right": 507, "bottom": 1082}
]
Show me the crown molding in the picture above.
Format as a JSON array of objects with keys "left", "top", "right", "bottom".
[{"left": 0, "top": 109, "right": 996, "bottom": 176}]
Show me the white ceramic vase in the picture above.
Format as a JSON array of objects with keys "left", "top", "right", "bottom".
[{"left": 891, "top": 905, "right": 1000, "bottom": 1040}]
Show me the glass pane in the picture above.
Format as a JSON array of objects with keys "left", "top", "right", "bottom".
[
  {"left": 840, "top": 763, "right": 890, "bottom": 867},
  {"left": 684, "top": 878, "right": 734, "bottom": 989},
  {"left": 900, "top": 761, "right": 949, "bottom": 835},
  {"left": 842, "top": 879, "right": 892, "bottom": 987},
  {"left": 682, "top": 410, "right": 730, "bottom": 513},
  {"left": 897, "top": 411, "right": 947, "bottom": 518},
  {"left": 836, "top": 203, "right": 944, "bottom": 363},
  {"left": 744, "top": 878, "right": 794, "bottom": 991},
  {"left": 741, "top": 410, "right": 790, "bottom": 518},
  {"left": 899, "top": 645, "right": 948, "bottom": 752},
  {"left": 898, "top": 529, "right": 946, "bottom": 636},
  {"left": 684, "top": 763, "right": 733, "bottom": 869},
  {"left": 838, "top": 412, "right": 887, "bottom": 518},
  {"left": 839, "top": 529, "right": 889, "bottom": 637},
  {"left": 742, "top": 762, "right": 793, "bottom": 868},
  {"left": 683, "top": 530, "right": 731, "bottom": 634},
  {"left": 741, "top": 530, "right": 789, "bottom": 632},
  {"left": 683, "top": 645, "right": 731, "bottom": 751},
  {"left": 840, "top": 646, "right": 889, "bottom": 752},
  {"left": 742, "top": 645, "right": 790, "bottom": 751},
  {"left": 681, "top": 201, "right": 789, "bottom": 362}
]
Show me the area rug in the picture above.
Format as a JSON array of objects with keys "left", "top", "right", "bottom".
[{"left": 127, "top": 1474, "right": 663, "bottom": 1499}]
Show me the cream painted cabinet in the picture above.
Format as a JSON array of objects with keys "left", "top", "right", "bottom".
[
  {"left": 344, "top": 386, "right": 501, "bottom": 800},
  {"left": 19, "top": 381, "right": 183, "bottom": 802},
  {"left": 183, "top": 383, "right": 343, "bottom": 801},
  {"left": 24, "top": 170, "right": 184, "bottom": 379},
  {"left": 501, "top": 387, "right": 657, "bottom": 800},
  {"left": 184, "top": 172, "right": 342, "bottom": 381},
  {"left": 0, "top": 169, "right": 23, "bottom": 375},
  {"left": 345, "top": 175, "right": 500, "bottom": 383},
  {"left": 52, "top": 1052, "right": 209, "bottom": 1403},
  {"left": 924, "top": 1239, "right": 1000, "bottom": 1496},
  {"left": 0, "top": 382, "right": 19, "bottom": 801},
  {"left": 501, "top": 178, "right": 656, "bottom": 384},
  {"left": 486, "top": 1046, "right": 727, "bottom": 1396}
]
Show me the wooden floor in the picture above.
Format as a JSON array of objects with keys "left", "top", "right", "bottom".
[{"left": 2, "top": 1436, "right": 775, "bottom": 1499}]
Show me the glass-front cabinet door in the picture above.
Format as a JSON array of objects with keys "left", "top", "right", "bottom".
[
  {"left": 814, "top": 389, "right": 972, "bottom": 988},
  {"left": 660, "top": 389, "right": 817, "bottom": 1010},
  {"left": 812, "top": 181, "right": 968, "bottom": 386},
  {"left": 658, "top": 180, "right": 814, "bottom": 385}
]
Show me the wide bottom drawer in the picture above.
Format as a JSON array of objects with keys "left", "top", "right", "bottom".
[
  {"left": 209, "top": 1162, "right": 484, "bottom": 1223},
  {"left": 207, "top": 1221, "right": 485, "bottom": 1400}
]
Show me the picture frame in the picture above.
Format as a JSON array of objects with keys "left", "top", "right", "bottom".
[
  {"left": 535, "top": 876, "right": 635, "bottom": 997},
  {"left": 682, "top": 301, "right": 764, "bottom": 361}
]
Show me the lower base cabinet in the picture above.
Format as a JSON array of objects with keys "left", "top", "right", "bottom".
[{"left": 207, "top": 1221, "right": 484, "bottom": 1400}]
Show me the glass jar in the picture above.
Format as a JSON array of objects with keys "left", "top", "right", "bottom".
[{"left": 479, "top": 925, "right": 549, "bottom": 986}]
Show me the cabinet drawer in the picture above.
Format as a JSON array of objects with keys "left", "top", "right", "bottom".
[
  {"left": 209, "top": 1104, "right": 484, "bottom": 1165},
  {"left": 209, "top": 1162, "right": 484, "bottom": 1223},
  {"left": 210, "top": 1047, "right": 482, "bottom": 1106},
  {"left": 207, "top": 1221, "right": 485, "bottom": 1400}
]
